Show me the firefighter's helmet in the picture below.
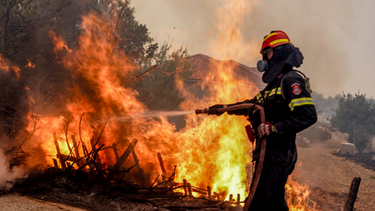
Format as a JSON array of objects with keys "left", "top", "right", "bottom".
[{"left": 260, "top": 30, "right": 291, "bottom": 54}]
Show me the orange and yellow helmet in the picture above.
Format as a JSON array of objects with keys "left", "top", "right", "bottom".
[{"left": 260, "top": 30, "right": 291, "bottom": 54}]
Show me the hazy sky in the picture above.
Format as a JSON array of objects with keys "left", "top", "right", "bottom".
[{"left": 132, "top": 0, "right": 375, "bottom": 98}]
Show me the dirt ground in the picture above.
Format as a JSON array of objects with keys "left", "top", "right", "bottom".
[
  {"left": 292, "top": 132, "right": 375, "bottom": 211},
  {"left": 0, "top": 193, "right": 86, "bottom": 211}
]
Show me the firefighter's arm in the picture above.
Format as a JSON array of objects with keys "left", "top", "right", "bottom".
[{"left": 273, "top": 73, "right": 317, "bottom": 136}]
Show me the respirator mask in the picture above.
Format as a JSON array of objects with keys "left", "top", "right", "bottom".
[
  {"left": 257, "top": 60, "right": 268, "bottom": 72},
  {"left": 256, "top": 47, "right": 272, "bottom": 72}
]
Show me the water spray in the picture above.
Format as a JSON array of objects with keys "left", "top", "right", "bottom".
[
  {"left": 132, "top": 110, "right": 195, "bottom": 119},
  {"left": 94, "top": 110, "right": 196, "bottom": 124}
]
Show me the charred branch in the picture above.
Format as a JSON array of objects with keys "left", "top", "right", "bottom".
[
  {"left": 112, "top": 143, "right": 119, "bottom": 160},
  {"left": 151, "top": 165, "right": 177, "bottom": 190},
  {"left": 183, "top": 179, "right": 188, "bottom": 196},
  {"left": 114, "top": 139, "right": 138, "bottom": 171}
]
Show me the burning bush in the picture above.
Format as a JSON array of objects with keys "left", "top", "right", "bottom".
[{"left": 0, "top": 1, "right": 260, "bottom": 203}]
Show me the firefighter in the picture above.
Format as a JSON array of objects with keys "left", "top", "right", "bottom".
[{"left": 208, "top": 30, "right": 317, "bottom": 211}]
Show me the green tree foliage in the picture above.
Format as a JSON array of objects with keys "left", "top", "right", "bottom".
[
  {"left": 90, "top": 0, "right": 159, "bottom": 63},
  {"left": 330, "top": 92, "right": 375, "bottom": 153},
  {"left": 354, "top": 125, "right": 371, "bottom": 154}
]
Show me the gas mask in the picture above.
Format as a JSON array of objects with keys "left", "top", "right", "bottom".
[
  {"left": 257, "top": 59, "right": 268, "bottom": 72},
  {"left": 257, "top": 47, "right": 272, "bottom": 72}
]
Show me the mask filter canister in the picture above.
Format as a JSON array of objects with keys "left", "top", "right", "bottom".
[{"left": 257, "top": 60, "right": 268, "bottom": 72}]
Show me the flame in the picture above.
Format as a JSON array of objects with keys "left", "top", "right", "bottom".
[
  {"left": 29, "top": 13, "right": 146, "bottom": 167},
  {"left": 48, "top": 31, "right": 72, "bottom": 55},
  {"left": 23, "top": 1, "right": 264, "bottom": 202},
  {"left": 0, "top": 54, "right": 20, "bottom": 79},
  {"left": 285, "top": 179, "right": 314, "bottom": 211},
  {"left": 0, "top": 54, "right": 10, "bottom": 72},
  {"left": 208, "top": 1, "right": 260, "bottom": 198},
  {"left": 25, "top": 59, "right": 35, "bottom": 68},
  {"left": 11, "top": 66, "right": 20, "bottom": 79}
]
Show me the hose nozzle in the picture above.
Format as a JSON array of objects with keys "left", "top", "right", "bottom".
[{"left": 195, "top": 108, "right": 208, "bottom": 114}]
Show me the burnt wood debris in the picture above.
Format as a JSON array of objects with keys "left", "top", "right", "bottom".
[
  {"left": 3, "top": 116, "right": 243, "bottom": 210},
  {"left": 48, "top": 129, "right": 245, "bottom": 210}
]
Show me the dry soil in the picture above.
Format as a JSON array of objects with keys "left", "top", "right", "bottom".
[
  {"left": 292, "top": 132, "right": 375, "bottom": 211},
  {"left": 0, "top": 192, "right": 86, "bottom": 211}
]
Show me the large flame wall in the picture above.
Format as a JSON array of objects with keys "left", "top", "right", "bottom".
[{"left": 21, "top": 1, "right": 261, "bottom": 200}]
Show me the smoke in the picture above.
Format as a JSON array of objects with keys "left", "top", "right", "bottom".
[
  {"left": 245, "top": 0, "right": 356, "bottom": 96},
  {"left": 132, "top": 0, "right": 359, "bottom": 96},
  {"left": 132, "top": 0, "right": 220, "bottom": 54},
  {"left": 0, "top": 148, "right": 24, "bottom": 189}
]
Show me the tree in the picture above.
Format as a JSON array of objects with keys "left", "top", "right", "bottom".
[
  {"left": 330, "top": 92, "right": 375, "bottom": 153},
  {"left": 132, "top": 42, "right": 191, "bottom": 110},
  {"left": 354, "top": 125, "right": 371, "bottom": 154},
  {"left": 87, "top": 0, "right": 159, "bottom": 64},
  {"left": 0, "top": 0, "right": 71, "bottom": 60}
]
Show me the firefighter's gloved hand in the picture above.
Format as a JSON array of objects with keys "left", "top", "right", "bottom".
[
  {"left": 257, "top": 122, "right": 277, "bottom": 138},
  {"left": 208, "top": 104, "right": 225, "bottom": 116}
]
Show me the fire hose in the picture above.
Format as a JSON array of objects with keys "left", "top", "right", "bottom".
[{"left": 195, "top": 104, "right": 266, "bottom": 211}]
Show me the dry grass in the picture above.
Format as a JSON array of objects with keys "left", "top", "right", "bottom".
[{"left": 292, "top": 132, "right": 375, "bottom": 211}]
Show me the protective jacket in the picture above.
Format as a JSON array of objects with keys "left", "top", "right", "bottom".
[{"left": 227, "top": 65, "right": 317, "bottom": 165}]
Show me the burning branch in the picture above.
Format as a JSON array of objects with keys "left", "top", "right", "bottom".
[{"left": 150, "top": 165, "right": 177, "bottom": 189}]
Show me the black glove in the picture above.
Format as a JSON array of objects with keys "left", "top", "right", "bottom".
[{"left": 208, "top": 104, "right": 225, "bottom": 116}]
